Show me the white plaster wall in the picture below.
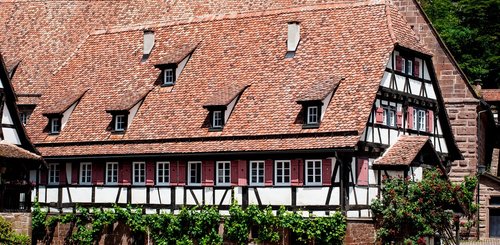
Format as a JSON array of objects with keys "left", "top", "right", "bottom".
[
  {"left": 175, "top": 187, "right": 184, "bottom": 205},
  {"left": 321, "top": 90, "right": 334, "bottom": 120},
  {"left": 368, "top": 187, "right": 378, "bottom": 204},
  {"left": 61, "top": 102, "right": 77, "bottom": 129},
  {"left": 186, "top": 189, "right": 203, "bottom": 205},
  {"left": 386, "top": 54, "right": 393, "bottom": 69},
  {"left": 2, "top": 103, "right": 13, "bottom": 124},
  {"left": 423, "top": 61, "right": 431, "bottom": 81},
  {"left": 364, "top": 127, "right": 373, "bottom": 143},
  {"left": 328, "top": 187, "right": 340, "bottom": 205},
  {"left": 349, "top": 187, "right": 369, "bottom": 205},
  {"left": 46, "top": 188, "right": 59, "bottom": 203},
  {"left": 95, "top": 187, "right": 122, "bottom": 203},
  {"left": 380, "top": 128, "right": 389, "bottom": 145},
  {"left": 131, "top": 187, "right": 147, "bottom": 204},
  {"left": 296, "top": 187, "right": 329, "bottom": 205},
  {"left": 214, "top": 189, "right": 231, "bottom": 205},
  {"left": 395, "top": 75, "right": 405, "bottom": 92},
  {"left": 360, "top": 209, "right": 371, "bottom": 218},
  {"left": 411, "top": 167, "right": 423, "bottom": 181},
  {"left": 409, "top": 79, "right": 421, "bottom": 96},
  {"left": 234, "top": 187, "right": 243, "bottom": 205},
  {"left": 176, "top": 54, "right": 190, "bottom": 78},
  {"left": 425, "top": 83, "right": 437, "bottom": 99},
  {"left": 149, "top": 187, "right": 171, "bottom": 205},
  {"left": 439, "top": 138, "right": 449, "bottom": 153},
  {"left": 68, "top": 187, "right": 92, "bottom": 203},
  {"left": 128, "top": 100, "right": 142, "bottom": 128},
  {"left": 29, "top": 170, "right": 37, "bottom": 183},
  {"left": 2, "top": 128, "right": 20, "bottom": 145},
  {"left": 389, "top": 128, "right": 399, "bottom": 146},
  {"left": 204, "top": 187, "right": 214, "bottom": 205},
  {"left": 249, "top": 188, "right": 291, "bottom": 206},
  {"left": 225, "top": 95, "right": 238, "bottom": 123},
  {"left": 346, "top": 210, "right": 359, "bottom": 218}
]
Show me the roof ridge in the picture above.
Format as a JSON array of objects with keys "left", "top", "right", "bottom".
[
  {"left": 384, "top": 2, "right": 398, "bottom": 45},
  {"left": 90, "top": 0, "right": 385, "bottom": 36}
]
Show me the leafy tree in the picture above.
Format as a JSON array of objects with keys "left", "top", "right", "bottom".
[{"left": 421, "top": 0, "right": 500, "bottom": 88}]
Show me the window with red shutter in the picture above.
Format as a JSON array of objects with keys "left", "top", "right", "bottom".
[
  {"left": 357, "top": 158, "right": 369, "bottom": 186},
  {"left": 414, "top": 60, "right": 420, "bottom": 77},
  {"left": 395, "top": 55, "right": 403, "bottom": 71},
  {"left": 375, "top": 107, "right": 384, "bottom": 123},
  {"left": 427, "top": 110, "right": 434, "bottom": 133}
]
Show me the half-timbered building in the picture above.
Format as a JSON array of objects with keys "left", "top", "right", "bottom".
[
  {"left": 19, "top": 2, "right": 461, "bottom": 221},
  {"left": 0, "top": 53, "right": 44, "bottom": 211}
]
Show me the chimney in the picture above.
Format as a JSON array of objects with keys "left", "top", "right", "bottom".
[
  {"left": 142, "top": 30, "right": 155, "bottom": 62},
  {"left": 286, "top": 22, "right": 300, "bottom": 58}
]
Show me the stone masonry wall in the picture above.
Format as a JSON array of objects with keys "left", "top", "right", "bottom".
[
  {"left": 478, "top": 177, "right": 500, "bottom": 238},
  {"left": 344, "top": 220, "right": 376, "bottom": 245},
  {"left": 393, "top": 0, "right": 481, "bottom": 181},
  {"left": 0, "top": 212, "right": 32, "bottom": 237}
]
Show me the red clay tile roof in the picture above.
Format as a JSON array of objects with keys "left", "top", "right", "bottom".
[
  {"left": 373, "top": 135, "right": 430, "bottom": 167},
  {"left": 296, "top": 77, "right": 342, "bottom": 102},
  {"left": 482, "top": 89, "right": 500, "bottom": 102},
  {"left": 106, "top": 88, "right": 152, "bottom": 112},
  {"left": 17, "top": 2, "right": 430, "bottom": 156},
  {"left": 204, "top": 84, "right": 250, "bottom": 107},
  {"left": 0, "top": 142, "right": 42, "bottom": 161},
  {"left": 42, "top": 89, "right": 87, "bottom": 115},
  {"left": 155, "top": 42, "right": 199, "bottom": 66}
]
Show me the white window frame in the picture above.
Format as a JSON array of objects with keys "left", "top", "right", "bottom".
[
  {"left": 156, "top": 162, "right": 170, "bottom": 185},
  {"left": 212, "top": 111, "right": 223, "bottom": 128},
  {"left": 80, "top": 162, "right": 92, "bottom": 185},
  {"left": 163, "top": 68, "right": 175, "bottom": 85},
  {"left": 51, "top": 117, "right": 61, "bottom": 133},
  {"left": 305, "top": 159, "right": 322, "bottom": 186},
  {"left": 307, "top": 106, "right": 319, "bottom": 124},
  {"left": 406, "top": 59, "right": 413, "bottom": 76},
  {"left": 274, "top": 160, "right": 291, "bottom": 186},
  {"left": 133, "top": 162, "right": 146, "bottom": 185},
  {"left": 249, "top": 161, "right": 265, "bottom": 186},
  {"left": 216, "top": 161, "right": 231, "bottom": 186},
  {"left": 115, "top": 115, "right": 126, "bottom": 132},
  {"left": 413, "top": 108, "right": 426, "bottom": 131},
  {"left": 188, "top": 161, "right": 202, "bottom": 186},
  {"left": 383, "top": 106, "right": 396, "bottom": 127},
  {"left": 106, "top": 162, "right": 118, "bottom": 185},
  {"left": 48, "top": 163, "right": 60, "bottom": 185},
  {"left": 20, "top": 112, "right": 30, "bottom": 125}
]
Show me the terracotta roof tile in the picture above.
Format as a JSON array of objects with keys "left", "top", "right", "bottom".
[
  {"left": 42, "top": 89, "right": 87, "bottom": 115},
  {"left": 16, "top": 2, "right": 428, "bottom": 156},
  {"left": 482, "top": 89, "right": 500, "bottom": 102},
  {"left": 296, "top": 77, "right": 342, "bottom": 102},
  {"left": 373, "top": 135, "right": 430, "bottom": 167},
  {"left": 204, "top": 83, "right": 250, "bottom": 107},
  {"left": 0, "top": 142, "right": 42, "bottom": 161},
  {"left": 154, "top": 42, "right": 199, "bottom": 66},
  {"left": 106, "top": 88, "right": 152, "bottom": 112}
]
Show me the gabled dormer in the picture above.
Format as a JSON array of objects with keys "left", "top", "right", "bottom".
[
  {"left": 296, "top": 78, "right": 342, "bottom": 128},
  {"left": 203, "top": 84, "right": 249, "bottom": 131},
  {"left": 42, "top": 89, "right": 87, "bottom": 135},
  {"left": 154, "top": 43, "right": 198, "bottom": 87},
  {"left": 105, "top": 89, "right": 151, "bottom": 133}
]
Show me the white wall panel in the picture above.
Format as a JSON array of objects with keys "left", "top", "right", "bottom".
[
  {"left": 149, "top": 187, "right": 172, "bottom": 205},
  {"left": 186, "top": 189, "right": 203, "bottom": 205},
  {"left": 328, "top": 187, "right": 340, "bottom": 205},
  {"left": 380, "top": 72, "right": 391, "bottom": 88},
  {"left": 69, "top": 187, "right": 92, "bottom": 203},
  {"left": 296, "top": 187, "right": 329, "bottom": 205},
  {"left": 251, "top": 188, "right": 291, "bottom": 206},
  {"left": 395, "top": 75, "right": 405, "bottom": 92},
  {"left": 46, "top": 188, "right": 59, "bottom": 203},
  {"left": 425, "top": 83, "right": 436, "bottom": 99},
  {"left": 2, "top": 104, "right": 13, "bottom": 124},
  {"left": 131, "top": 187, "right": 147, "bottom": 204},
  {"left": 409, "top": 79, "right": 421, "bottom": 96},
  {"left": 214, "top": 189, "right": 231, "bottom": 205},
  {"left": 3, "top": 128, "right": 21, "bottom": 145}
]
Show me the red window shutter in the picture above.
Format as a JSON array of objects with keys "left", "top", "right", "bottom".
[
  {"left": 291, "top": 159, "right": 299, "bottom": 186},
  {"left": 120, "top": 162, "right": 131, "bottom": 185},
  {"left": 40, "top": 170, "right": 47, "bottom": 185},
  {"left": 395, "top": 55, "right": 403, "bottom": 71},
  {"left": 322, "top": 158, "right": 332, "bottom": 186},
  {"left": 357, "top": 158, "right": 369, "bottom": 186},
  {"left": 177, "top": 161, "right": 186, "bottom": 185},
  {"left": 71, "top": 164, "right": 78, "bottom": 184},
  {"left": 407, "top": 106, "right": 414, "bottom": 129},
  {"left": 265, "top": 160, "right": 273, "bottom": 186},
  {"left": 396, "top": 110, "right": 403, "bottom": 127},
  {"left": 202, "top": 160, "right": 214, "bottom": 186},
  {"left": 60, "top": 163, "right": 67, "bottom": 185},
  {"left": 93, "top": 163, "right": 104, "bottom": 185},
  {"left": 146, "top": 162, "right": 155, "bottom": 186},
  {"left": 427, "top": 110, "right": 434, "bottom": 133},
  {"left": 231, "top": 161, "right": 239, "bottom": 186},
  {"left": 298, "top": 159, "right": 304, "bottom": 185},
  {"left": 414, "top": 60, "right": 420, "bottom": 77},
  {"left": 238, "top": 160, "right": 247, "bottom": 186},
  {"left": 170, "top": 162, "right": 178, "bottom": 186},
  {"left": 375, "top": 107, "right": 384, "bottom": 123}
]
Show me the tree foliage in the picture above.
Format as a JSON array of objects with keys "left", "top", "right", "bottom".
[
  {"left": 0, "top": 216, "right": 30, "bottom": 245},
  {"left": 371, "top": 168, "right": 477, "bottom": 244},
  {"left": 421, "top": 0, "right": 500, "bottom": 88}
]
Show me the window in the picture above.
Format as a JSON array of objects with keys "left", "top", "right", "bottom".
[
  {"left": 307, "top": 106, "right": 319, "bottom": 124},
  {"left": 212, "top": 111, "right": 223, "bottom": 129},
  {"left": 305, "top": 160, "right": 322, "bottom": 185},
  {"left": 383, "top": 106, "right": 396, "bottom": 127},
  {"left": 275, "top": 160, "right": 290, "bottom": 185},
  {"left": 249, "top": 161, "right": 265, "bottom": 185},
  {"left": 406, "top": 60, "right": 413, "bottom": 76},
  {"left": 80, "top": 162, "right": 92, "bottom": 184},
  {"left": 106, "top": 162, "right": 118, "bottom": 184},
  {"left": 188, "top": 161, "right": 202, "bottom": 185},
  {"left": 50, "top": 117, "right": 61, "bottom": 134},
  {"left": 163, "top": 68, "right": 175, "bottom": 85},
  {"left": 133, "top": 162, "right": 146, "bottom": 184},
  {"left": 156, "top": 162, "right": 170, "bottom": 185},
  {"left": 114, "top": 114, "right": 126, "bottom": 132},
  {"left": 48, "top": 163, "right": 60, "bottom": 184},
  {"left": 20, "top": 112, "right": 30, "bottom": 125},
  {"left": 413, "top": 108, "right": 426, "bottom": 131},
  {"left": 216, "top": 161, "right": 231, "bottom": 185}
]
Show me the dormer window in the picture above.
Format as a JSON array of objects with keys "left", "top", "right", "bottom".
[
  {"left": 306, "top": 106, "right": 319, "bottom": 125},
  {"left": 395, "top": 54, "right": 421, "bottom": 78},
  {"left": 114, "top": 114, "right": 127, "bottom": 132},
  {"left": 162, "top": 67, "right": 175, "bottom": 86},
  {"left": 212, "top": 110, "right": 223, "bottom": 129},
  {"left": 50, "top": 117, "right": 61, "bottom": 134}
]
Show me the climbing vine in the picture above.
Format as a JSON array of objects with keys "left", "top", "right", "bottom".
[{"left": 32, "top": 202, "right": 346, "bottom": 245}]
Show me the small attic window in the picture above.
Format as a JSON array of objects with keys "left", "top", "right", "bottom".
[
  {"left": 306, "top": 106, "right": 319, "bottom": 124},
  {"left": 212, "top": 110, "right": 224, "bottom": 129},
  {"left": 50, "top": 117, "right": 61, "bottom": 134},
  {"left": 163, "top": 68, "right": 175, "bottom": 85},
  {"left": 114, "top": 114, "right": 127, "bottom": 132},
  {"left": 300, "top": 102, "right": 322, "bottom": 128}
]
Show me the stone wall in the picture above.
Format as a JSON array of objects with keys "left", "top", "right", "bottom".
[
  {"left": 0, "top": 212, "right": 32, "bottom": 236},
  {"left": 344, "top": 219, "right": 376, "bottom": 245},
  {"left": 478, "top": 176, "right": 500, "bottom": 238}
]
